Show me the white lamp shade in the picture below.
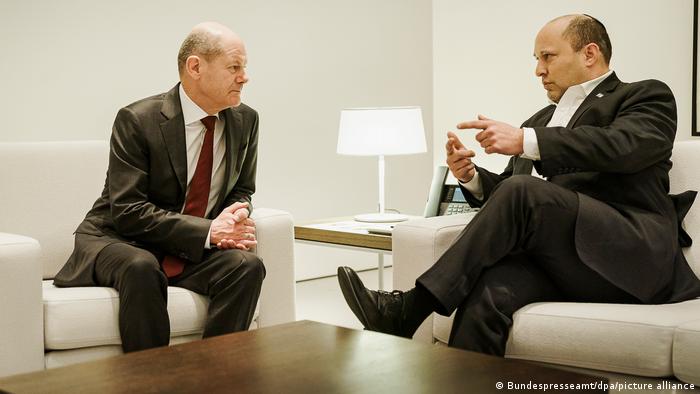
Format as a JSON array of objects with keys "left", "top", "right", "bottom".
[{"left": 337, "top": 107, "right": 427, "bottom": 156}]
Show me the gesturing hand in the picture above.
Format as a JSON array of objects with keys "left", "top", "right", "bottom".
[
  {"left": 210, "top": 202, "right": 257, "bottom": 251},
  {"left": 446, "top": 131, "right": 476, "bottom": 183},
  {"left": 457, "top": 114, "right": 524, "bottom": 155}
]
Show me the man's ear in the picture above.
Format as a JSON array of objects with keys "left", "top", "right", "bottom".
[
  {"left": 582, "top": 43, "right": 600, "bottom": 66},
  {"left": 185, "top": 55, "right": 202, "bottom": 79}
]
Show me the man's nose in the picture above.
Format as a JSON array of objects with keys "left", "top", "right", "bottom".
[
  {"left": 237, "top": 69, "right": 249, "bottom": 84},
  {"left": 535, "top": 61, "right": 546, "bottom": 77}
]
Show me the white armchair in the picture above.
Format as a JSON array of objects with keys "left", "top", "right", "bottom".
[
  {"left": 0, "top": 141, "right": 296, "bottom": 377},
  {"left": 392, "top": 140, "right": 700, "bottom": 384}
]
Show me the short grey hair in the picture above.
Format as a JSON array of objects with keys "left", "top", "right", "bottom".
[{"left": 177, "top": 30, "right": 223, "bottom": 74}]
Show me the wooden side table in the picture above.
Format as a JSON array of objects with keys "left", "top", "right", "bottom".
[{"left": 294, "top": 216, "right": 419, "bottom": 289}]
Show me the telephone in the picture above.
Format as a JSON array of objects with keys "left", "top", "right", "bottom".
[{"left": 424, "top": 166, "right": 480, "bottom": 217}]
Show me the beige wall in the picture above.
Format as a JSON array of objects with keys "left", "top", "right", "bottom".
[
  {"left": 0, "top": 0, "right": 434, "bottom": 224},
  {"left": 433, "top": 0, "right": 695, "bottom": 172}
]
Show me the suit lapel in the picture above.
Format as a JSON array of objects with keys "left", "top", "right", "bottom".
[
  {"left": 516, "top": 105, "right": 555, "bottom": 175},
  {"left": 513, "top": 75, "right": 620, "bottom": 176},
  {"left": 524, "top": 104, "right": 556, "bottom": 128},
  {"left": 212, "top": 107, "right": 244, "bottom": 213},
  {"left": 159, "top": 84, "right": 188, "bottom": 194},
  {"left": 566, "top": 72, "right": 621, "bottom": 128}
]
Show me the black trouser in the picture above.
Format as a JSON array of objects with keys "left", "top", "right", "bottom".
[
  {"left": 95, "top": 244, "right": 265, "bottom": 352},
  {"left": 416, "top": 176, "right": 638, "bottom": 355}
]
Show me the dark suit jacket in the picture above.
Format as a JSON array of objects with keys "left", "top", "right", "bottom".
[
  {"left": 55, "top": 84, "right": 259, "bottom": 287},
  {"left": 462, "top": 73, "right": 700, "bottom": 304}
]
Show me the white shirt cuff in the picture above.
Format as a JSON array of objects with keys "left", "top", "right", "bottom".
[
  {"left": 521, "top": 127, "right": 541, "bottom": 160},
  {"left": 205, "top": 223, "right": 213, "bottom": 249},
  {"left": 460, "top": 172, "right": 483, "bottom": 201}
]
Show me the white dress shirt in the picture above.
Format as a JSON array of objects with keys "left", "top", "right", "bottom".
[
  {"left": 179, "top": 84, "right": 227, "bottom": 247},
  {"left": 463, "top": 70, "right": 613, "bottom": 200}
]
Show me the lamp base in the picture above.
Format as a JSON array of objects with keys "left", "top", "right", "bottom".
[{"left": 353, "top": 213, "right": 409, "bottom": 223}]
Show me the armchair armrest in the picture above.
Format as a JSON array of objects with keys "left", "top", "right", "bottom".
[
  {"left": 250, "top": 208, "right": 296, "bottom": 327},
  {"left": 392, "top": 213, "right": 477, "bottom": 342},
  {"left": 0, "top": 233, "right": 44, "bottom": 377}
]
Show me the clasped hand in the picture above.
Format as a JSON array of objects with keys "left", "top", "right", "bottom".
[{"left": 210, "top": 202, "right": 257, "bottom": 250}]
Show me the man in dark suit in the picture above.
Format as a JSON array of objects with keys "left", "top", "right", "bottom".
[
  {"left": 337, "top": 14, "right": 700, "bottom": 355},
  {"left": 54, "top": 22, "right": 265, "bottom": 352}
]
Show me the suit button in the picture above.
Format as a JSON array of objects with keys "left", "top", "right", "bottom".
[{"left": 179, "top": 252, "right": 188, "bottom": 259}]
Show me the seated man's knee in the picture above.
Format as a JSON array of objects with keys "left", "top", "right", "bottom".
[
  {"left": 219, "top": 250, "right": 266, "bottom": 280},
  {"left": 490, "top": 176, "right": 555, "bottom": 207},
  {"left": 124, "top": 254, "right": 160, "bottom": 274},
  {"left": 118, "top": 252, "right": 166, "bottom": 290},
  {"left": 241, "top": 252, "right": 265, "bottom": 280},
  {"left": 493, "top": 175, "right": 541, "bottom": 195}
]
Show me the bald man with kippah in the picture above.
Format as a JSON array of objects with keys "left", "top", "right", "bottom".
[
  {"left": 54, "top": 22, "right": 264, "bottom": 352},
  {"left": 338, "top": 14, "right": 700, "bottom": 355}
]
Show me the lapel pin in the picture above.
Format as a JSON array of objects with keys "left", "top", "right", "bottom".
[{"left": 596, "top": 93, "right": 604, "bottom": 98}]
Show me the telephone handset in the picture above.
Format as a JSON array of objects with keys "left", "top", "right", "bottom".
[{"left": 424, "top": 166, "right": 479, "bottom": 217}]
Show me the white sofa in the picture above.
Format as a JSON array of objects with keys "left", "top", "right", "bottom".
[
  {"left": 0, "top": 141, "right": 296, "bottom": 377},
  {"left": 393, "top": 140, "right": 700, "bottom": 385}
]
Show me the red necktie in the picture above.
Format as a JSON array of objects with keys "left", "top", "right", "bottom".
[{"left": 161, "top": 116, "right": 217, "bottom": 278}]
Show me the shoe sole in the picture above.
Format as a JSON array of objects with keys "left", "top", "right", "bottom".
[{"left": 337, "top": 267, "right": 372, "bottom": 329}]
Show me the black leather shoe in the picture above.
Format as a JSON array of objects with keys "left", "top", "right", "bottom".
[{"left": 337, "top": 266, "right": 413, "bottom": 337}]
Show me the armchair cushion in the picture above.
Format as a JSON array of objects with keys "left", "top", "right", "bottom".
[
  {"left": 43, "top": 281, "right": 211, "bottom": 350},
  {"left": 673, "top": 319, "right": 700, "bottom": 385},
  {"left": 504, "top": 300, "right": 700, "bottom": 377},
  {"left": 43, "top": 334, "right": 202, "bottom": 370},
  {"left": 435, "top": 299, "right": 700, "bottom": 376}
]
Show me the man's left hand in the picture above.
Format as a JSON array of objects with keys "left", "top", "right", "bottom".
[
  {"left": 457, "top": 114, "right": 524, "bottom": 155},
  {"left": 217, "top": 205, "right": 256, "bottom": 251}
]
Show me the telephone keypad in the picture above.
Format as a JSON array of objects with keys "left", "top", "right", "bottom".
[
  {"left": 439, "top": 202, "right": 478, "bottom": 216},
  {"left": 446, "top": 203, "right": 468, "bottom": 214}
]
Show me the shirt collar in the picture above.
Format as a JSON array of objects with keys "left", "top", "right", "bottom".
[
  {"left": 179, "top": 84, "right": 219, "bottom": 126},
  {"left": 580, "top": 69, "right": 613, "bottom": 96},
  {"left": 550, "top": 69, "right": 613, "bottom": 106}
]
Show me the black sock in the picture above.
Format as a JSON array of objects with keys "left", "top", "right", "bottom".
[{"left": 402, "top": 284, "right": 439, "bottom": 336}]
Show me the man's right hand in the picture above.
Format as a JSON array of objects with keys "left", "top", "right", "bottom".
[
  {"left": 446, "top": 131, "right": 476, "bottom": 183},
  {"left": 210, "top": 202, "right": 257, "bottom": 250}
]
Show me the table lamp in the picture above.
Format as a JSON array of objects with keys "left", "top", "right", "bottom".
[{"left": 337, "top": 106, "right": 427, "bottom": 223}]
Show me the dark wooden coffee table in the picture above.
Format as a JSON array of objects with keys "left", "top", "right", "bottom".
[{"left": 0, "top": 321, "right": 607, "bottom": 393}]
